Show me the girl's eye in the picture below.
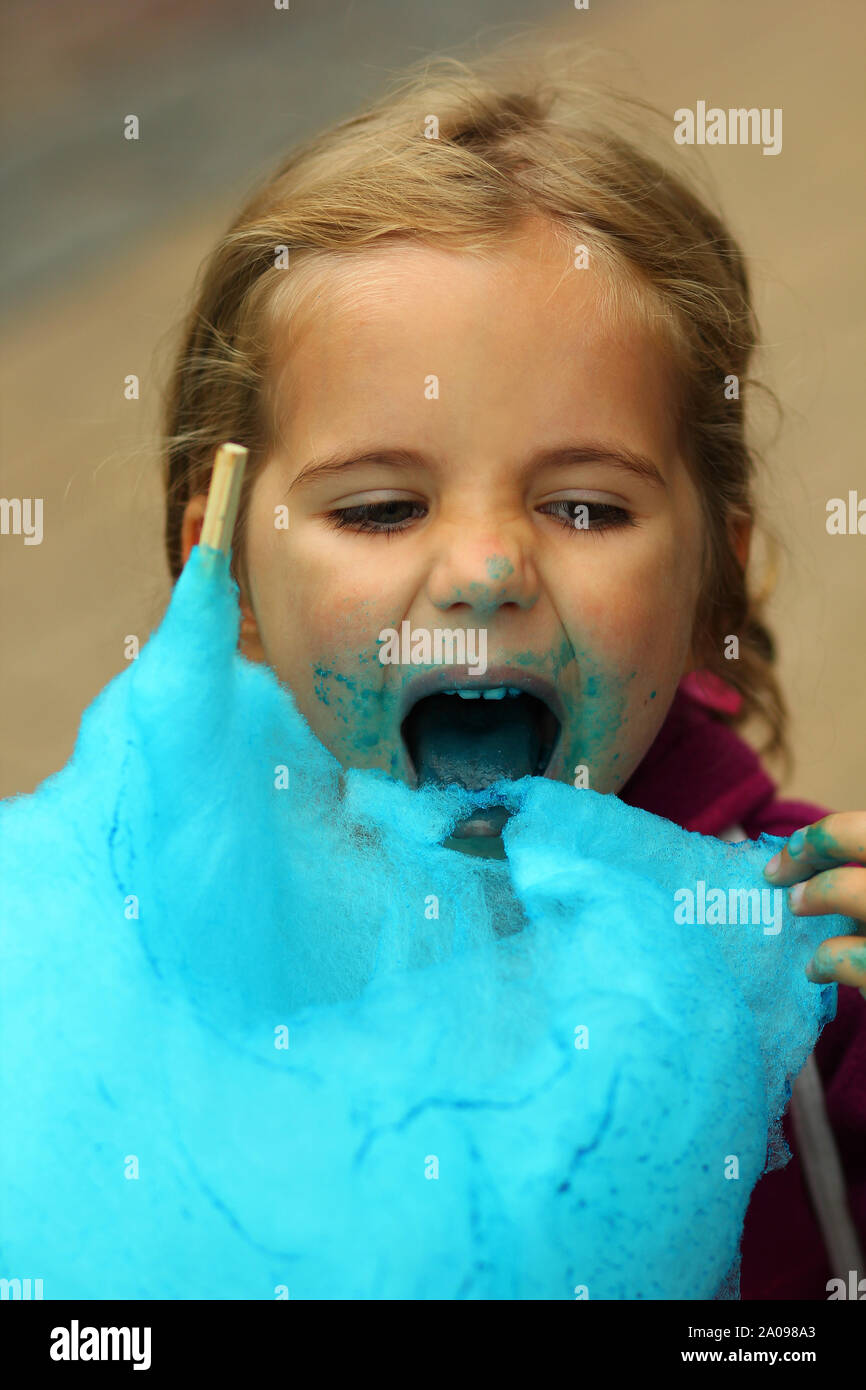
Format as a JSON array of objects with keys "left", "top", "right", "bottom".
[
  {"left": 538, "top": 500, "right": 634, "bottom": 533},
  {"left": 325, "top": 500, "right": 428, "bottom": 533}
]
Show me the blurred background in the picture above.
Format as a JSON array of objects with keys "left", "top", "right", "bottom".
[{"left": 1, "top": 0, "right": 863, "bottom": 806}]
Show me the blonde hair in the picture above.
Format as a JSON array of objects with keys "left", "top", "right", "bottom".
[{"left": 162, "top": 34, "right": 788, "bottom": 766}]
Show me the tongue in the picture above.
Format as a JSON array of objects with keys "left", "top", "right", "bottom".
[{"left": 410, "top": 695, "right": 541, "bottom": 790}]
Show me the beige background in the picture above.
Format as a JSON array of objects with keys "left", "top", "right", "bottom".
[{"left": 1, "top": 0, "right": 864, "bottom": 807}]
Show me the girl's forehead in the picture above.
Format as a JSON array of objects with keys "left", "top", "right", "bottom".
[
  {"left": 270, "top": 217, "right": 652, "bottom": 341},
  {"left": 261, "top": 222, "right": 685, "bottom": 477},
  {"left": 268, "top": 231, "right": 674, "bottom": 402},
  {"left": 256, "top": 233, "right": 700, "bottom": 566}
]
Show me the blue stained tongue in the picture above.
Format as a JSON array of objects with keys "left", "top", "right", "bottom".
[{"left": 411, "top": 695, "right": 540, "bottom": 790}]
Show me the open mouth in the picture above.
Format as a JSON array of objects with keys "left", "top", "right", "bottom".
[{"left": 401, "top": 684, "right": 561, "bottom": 792}]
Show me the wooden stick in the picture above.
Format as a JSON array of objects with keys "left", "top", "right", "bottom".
[{"left": 200, "top": 443, "right": 248, "bottom": 555}]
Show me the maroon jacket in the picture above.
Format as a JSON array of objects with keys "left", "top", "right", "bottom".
[{"left": 619, "top": 686, "right": 866, "bottom": 1300}]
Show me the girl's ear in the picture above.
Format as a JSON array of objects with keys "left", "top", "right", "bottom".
[
  {"left": 180, "top": 493, "right": 207, "bottom": 567},
  {"left": 180, "top": 494, "right": 266, "bottom": 664},
  {"left": 731, "top": 515, "right": 752, "bottom": 571}
]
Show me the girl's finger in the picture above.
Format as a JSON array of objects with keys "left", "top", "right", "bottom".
[
  {"left": 785, "top": 864, "right": 866, "bottom": 921},
  {"left": 805, "top": 935, "right": 866, "bottom": 991},
  {"left": 764, "top": 811, "right": 866, "bottom": 887}
]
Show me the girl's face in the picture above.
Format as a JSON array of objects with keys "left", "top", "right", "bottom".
[{"left": 186, "top": 220, "right": 705, "bottom": 799}]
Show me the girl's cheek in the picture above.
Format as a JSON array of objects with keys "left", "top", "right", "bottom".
[
  {"left": 551, "top": 575, "right": 696, "bottom": 790},
  {"left": 301, "top": 590, "right": 400, "bottom": 673},
  {"left": 252, "top": 529, "right": 382, "bottom": 666}
]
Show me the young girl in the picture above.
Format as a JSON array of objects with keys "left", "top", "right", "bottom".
[
  {"left": 4, "top": 38, "right": 863, "bottom": 1303},
  {"left": 161, "top": 40, "right": 865, "bottom": 1299}
]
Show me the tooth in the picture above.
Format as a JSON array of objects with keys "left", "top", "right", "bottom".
[
  {"left": 506, "top": 687, "right": 521, "bottom": 696},
  {"left": 481, "top": 688, "right": 507, "bottom": 700},
  {"left": 456, "top": 690, "right": 481, "bottom": 699}
]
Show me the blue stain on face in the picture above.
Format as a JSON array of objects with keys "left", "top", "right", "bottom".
[
  {"left": 313, "top": 666, "right": 333, "bottom": 706},
  {"left": 311, "top": 625, "right": 643, "bottom": 794},
  {"left": 443, "top": 580, "right": 519, "bottom": 616},
  {"left": 485, "top": 556, "right": 515, "bottom": 582}
]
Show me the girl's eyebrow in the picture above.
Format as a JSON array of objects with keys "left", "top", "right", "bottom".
[
  {"left": 528, "top": 443, "right": 667, "bottom": 489},
  {"left": 288, "top": 448, "right": 422, "bottom": 492},
  {"left": 287, "top": 442, "right": 667, "bottom": 492}
]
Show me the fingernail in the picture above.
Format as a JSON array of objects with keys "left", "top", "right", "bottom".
[
  {"left": 787, "top": 882, "right": 806, "bottom": 911},
  {"left": 787, "top": 827, "right": 809, "bottom": 858},
  {"left": 764, "top": 853, "right": 781, "bottom": 879},
  {"left": 806, "top": 945, "right": 835, "bottom": 983}
]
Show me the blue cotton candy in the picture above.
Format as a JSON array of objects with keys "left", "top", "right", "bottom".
[{"left": 0, "top": 544, "right": 847, "bottom": 1300}]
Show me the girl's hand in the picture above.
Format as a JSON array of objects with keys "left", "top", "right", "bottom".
[{"left": 764, "top": 813, "right": 866, "bottom": 998}]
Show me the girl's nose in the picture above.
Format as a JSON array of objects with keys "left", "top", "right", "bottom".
[{"left": 427, "top": 534, "right": 540, "bottom": 617}]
